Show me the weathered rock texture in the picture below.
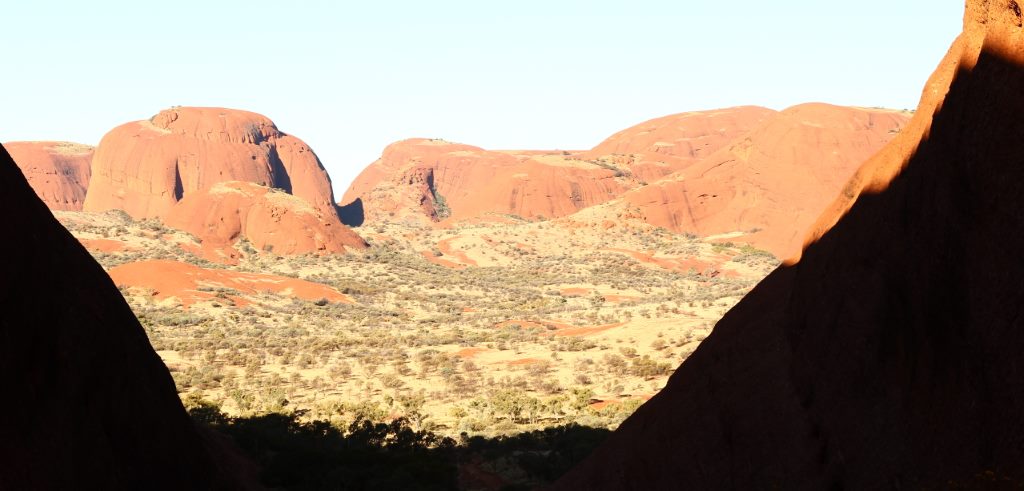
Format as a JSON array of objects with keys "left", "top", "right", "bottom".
[
  {"left": 345, "top": 106, "right": 904, "bottom": 247},
  {"left": 342, "top": 139, "right": 638, "bottom": 224},
  {"left": 619, "top": 104, "right": 909, "bottom": 258},
  {"left": 556, "top": 2, "right": 1024, "bottom": 488},
  {"left": 581, "top": 106, "right": 777, "bottom": 182},
  {"left": 4, "top": 141, "right": 93, "bottom": 210},
  {"left": 83, "top": 107, "right": 364, "bottom": 255},
  {"left": 165, "top": 181, "right": 367, "bottom": 260},
  {"left": 84, "top": 107, "right": 337, "bottom": 218},
  {"left": 0, "top": 143, "right": 244, "bottom": 488}
]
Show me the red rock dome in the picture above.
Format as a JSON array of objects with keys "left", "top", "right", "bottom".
[
  {"left": 5, "top": 141, "right": 92, "bottom": 210},
  {"left": 83, "top": 106, "right": 338, "bottom": 219},
  {"left": 617, "top": 103, "right": 909, "bottom": 258}
]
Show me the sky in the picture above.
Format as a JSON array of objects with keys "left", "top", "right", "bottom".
[{"left": 1, "top": 1, "right": 964, "bottom": 198}]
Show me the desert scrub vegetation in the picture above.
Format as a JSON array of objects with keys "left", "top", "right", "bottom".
[{"left": 60, "top": 210, "right": 775, "bottom": 437}]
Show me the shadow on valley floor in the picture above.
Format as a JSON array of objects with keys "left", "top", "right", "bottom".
[{"left": 186, "top": 399, "right": 609, "bottom": 490}]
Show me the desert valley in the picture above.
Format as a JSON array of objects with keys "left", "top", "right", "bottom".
[
  {"left": 5, "top": 1, "right": 1024, "bottom": 489},
  {"left": 6, "top": 102, "right": 908, "bottom": 436}
]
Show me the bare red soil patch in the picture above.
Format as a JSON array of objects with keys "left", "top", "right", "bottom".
[
  {"left": 603, "top": 248, "right": 733, "bottom": 276},
  {"left": 178, "top": 242, "right": 242, "bottom": 266},
  {"left": 454, "top": 347, "right": 488, "bottom": 359},
  {"left": 436, "top": 237, "right": 478, "bottom": 266},
  {"left": 590, "top": 399, "right": 620, "bottom": 411},
  {"left": 552, "top": 322, "right": 627, "bottom": 337},
  {"left": 560, "top": 287, "right": 591, "bottom": 297},
  {"left": 507, "top": 358, "right": 544, "bottom": 366},
  {"left": 108, "top": 259, "right": 352, "bottom": 307},
  {"left": 603, "top": 294, "right": 640, "bottom": 304},
  {"left": 420, "top": 250, "right": 466, "bottom": 269},
  {"left": 495, "top": 320, "right": 550, "bottom": 330},
  {"left": 78, "top": 238, "right": 130, "bottom": 253}
]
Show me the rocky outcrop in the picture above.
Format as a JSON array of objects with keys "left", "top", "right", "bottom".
[
  {"left": 82, "top": 107, "right": 365, "bottom": 256},
  {"left": 581, "top": 106, "right": 777, "bottom": 182},
  {"left": 165, "top": 181, "right": 367, "bottom": 261},
  {"left": 617, "top": 104, "right": 909, "bottom": 258},
  {"left": 0, "top": 143, "right": 244, "bottom": 488},
  {"left": 342, "top": 139, "right": 637, "bottom": 224},
  {"left": 83, "top": 107, "right": 338, "bottom": 219},
  {"left": 4, "top": 141, "right": 92, "bottom": 210},
  {"left": 556, "top": 2, "right": 1024, "bottom": 488}
]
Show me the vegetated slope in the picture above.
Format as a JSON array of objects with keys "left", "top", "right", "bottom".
[
  {"left": 4, "top": 141, "right": 93, "bottom": 210},
  {"left": 557, "top": 1, "right": 1024, "bottom": 488},
  {"left": 0, "top": 144, "right": 248, "bottom": 488},
  {"left": 614, "top": 103, "right": 909, "bottom": 258},
  {"left": 579, "top": 105, "right": 777, "bottom": 183}
]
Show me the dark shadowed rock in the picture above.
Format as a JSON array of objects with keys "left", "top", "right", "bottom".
[
  {"left": 0, "top": 144, "right": 250, "bottom": 488},
  {"left": 556, "top": 2, "right": 1024, "bottom": 488}
]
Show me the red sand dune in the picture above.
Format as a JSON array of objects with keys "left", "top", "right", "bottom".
[
  {"left": 5, "top": 141, "right": 92, "bottom": 210},
  {"left": 108, "top": 259, "right": 352, "bottom": 307}
]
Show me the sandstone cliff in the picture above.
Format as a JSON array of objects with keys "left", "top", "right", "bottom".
[
  {"left": 556, "top": 2, "right": 1024, "bottom": 488},
  {"left": 83, "top": 107, "right": 365, "bottom": 257},
  {"left": 4, "top": 141, "right": 92, "bottom": 211}
]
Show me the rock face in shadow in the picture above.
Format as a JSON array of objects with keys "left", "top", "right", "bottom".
[
  {"left": 0, "top": 144, "right": 242, "bottom": 488},
  {"left": 4, "top": 141, "right": 93, "bottom": 210},
  {"left": 556, "top": 2, "right": 1024, "bottom": 488}
]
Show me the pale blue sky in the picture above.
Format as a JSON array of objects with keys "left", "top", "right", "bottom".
[{"left": 1, "top": 1, "right": 963, "bottom": 196}]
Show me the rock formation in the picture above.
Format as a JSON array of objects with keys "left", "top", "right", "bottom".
[
  {"left": 165, "top": 181, "right": 367, "bottom": 261},
  {"left": 4, "top": 141, "right": 92, "bottom": 210},
  {"left": 0, "top": 143, "right": 245, "bottom": 488},
  {"left": 83, "top": 106, "right": 338, "bottom": 219},
  {"left": 618, "top": 103, "right": 909, "bottom": 258},
  {"left": 82, "top": 107, "right": 365, "bottom": 256},
  {"left": 341, "top": 139, "right": 638, "bottom": 224},
  {"left": 344, "top": 105, "right": 904, "bottom": 246},
  {"left": 580, "top": 106, "right": 777, "bottom": 182},
  {"left": 556, "top": 2, "right": 1024, "bottom": 488}
]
